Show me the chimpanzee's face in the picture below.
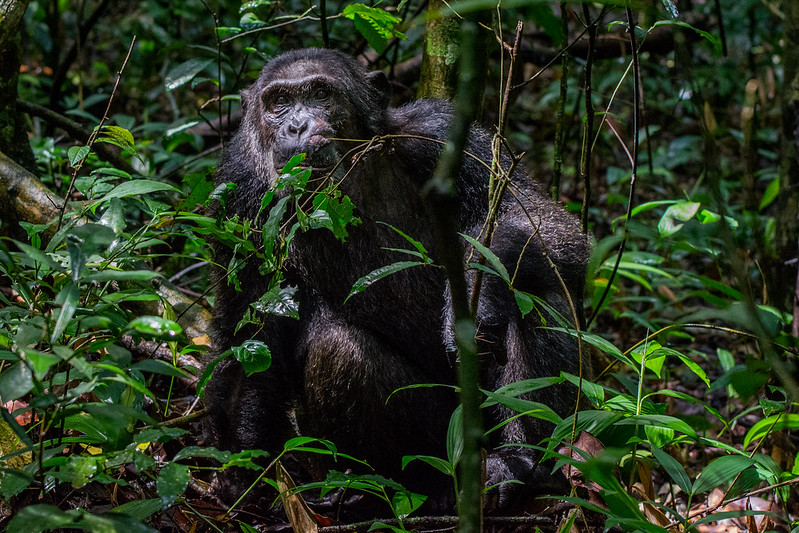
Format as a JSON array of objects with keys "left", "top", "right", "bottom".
[{"left": 256, "top": 61, "right": 361, "bottom": 174}]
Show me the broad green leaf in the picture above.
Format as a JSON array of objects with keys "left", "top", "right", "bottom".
[
  {"left": 221, "top": 449, "right": 270, "bottom": 470},
  {"left": 157, "top": 462, "right": 190, "bottom": 507},
  {"left": 759, "top": 177, "right": 779, "bottom": 211},
  {"left": 100, "top": 198, "right": 127, "bottom": 234},
  {"left": 652, "top": 20, "right": 722, "bottom": 54},
  {"left": 251, "top": 284, "right": 299, "bottom": 319},
  {"left": 134, "top": 426, "right": 188, "bottom": 444},
  {"left": 675, "top": 352, "right": 710, "bottom": 387},
  {"left": 743, "top": 413, "right": 799, "bottom": 450},
  {"left": 446, "top": 406, "right": 463, "bottom": 466},
  {"left": 165, "top": 58, "right": 214, "bottom": 90},
  {"left": 90, "top": 180, "right": 180, "bottom": 208},
  {"left": 391, "top": 490, "right": 426, "bottom": 519},
  {"left": 402, "top": 454, "right": 454, "bottom": 476},
  {"left": 232, "top": 339, "right": 272, "bottom": 376},
  {"left": 342, "top": 4, "right": 404, "bottom": 53},
  {"left": 0, "top": 362, "right": 34, "bottom": 401},
  {"left": 692, "top": 455, "right": 754, "bottom": 495},
  {"left": 95, "top": 126, "right": 141, "bottom": 162},
  {"left": 614, "top": 415, "right": 697, "bottom": 438},
  {"left": 658, "top": 201, "right": 700, "bottom": 237},
  {"left": 13, "top": 241, "right": 64, "bottom": 273},
  {"left": 514, "top": 290, "right": 535, "bottom": 317},
  {"left": 644, "top": 423, "right": 674, "bottom": 448},
  {"left": 83, "top": 269, "right": 161, "bottom": 283},
  {"left": 173, "top": 446, "right": 232, "bottom": 463},
  {"left": 68, "top": 145, "right": 91, "bottom": 167},
  {"left": 126, "top": 316, "right": 182, "bottom": 340},
  {"left": 482, "top": 390, "right": 562, "bottom": 424},
  {"left": 109, "top": 498, "right": 162, "bottom": 521},
  {"left": 21, "top": 349, "right": 60, "bottom": 379}
]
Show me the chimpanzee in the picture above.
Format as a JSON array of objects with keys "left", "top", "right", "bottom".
[{"left": 204, "top": 48, "right": 591, "bottom": 512}]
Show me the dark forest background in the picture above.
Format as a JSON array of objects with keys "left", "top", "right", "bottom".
[{"left": 0, "top": 0, "right": 797, "bottom": 531}]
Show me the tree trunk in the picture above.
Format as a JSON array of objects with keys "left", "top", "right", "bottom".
[
  {"left": 0, "top": 0, "right": 35, "bottom": 172},
  {"left": 417, "top": 0, "right": 460, "bottom": 99},
  {"left": 779, "top": 2, "right": 799, "bottom": 310}
]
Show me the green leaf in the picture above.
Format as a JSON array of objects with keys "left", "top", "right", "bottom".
[
  {"left": 100, "top": 198, "right": 127, "bottom": 234},
  {"left": 172, "top": 446, "right": 232, "bottom": 463},
  {"left": 759, "top": 177, "right": 779, "bottom": 211},
  {"left": 22, "top": 348, "right": 60, "bottom": 379},
  {"left": 514, "top": 290, "right": 535, "bottom": 317},
  {"left": 342, "top": 4, "right": 404, "bottom": 53},
  {"left": 251, "top": 284, "right": 299, "bottom": 319},
  {"left": 482, "top": 389, "right": 563, "bottom": 424},
  {"left": 95, "top": 126, "right": 141, "bottom": 162},
  {"left": 402, "top": 454, "right": 454, "bottom": 476},
  {"left": 68, "top": 145, "right": 91, "bottom": 167},
  {"left": 135, "top": 426, "right": 188, "bottom": 444},
  {"left": 109, "top": 498, "right": 162, "bottom": 521},
  {"left": 157, "top": 462, "right": 190, "bottom": 507},
  {"left": 651, "top": 20, "right": 721, "bottom": 54},
  {"left": 657, "top": 201, "right": 700, "bottom": 237},
  {"left": 165, "top": 58, "right": 214, "bottom": 90},
  {"left": 51, "top": 282, "right": 79, "bottom": 343},
  {"left": 221, "top": 449, "right": 270, "bottom": 470},
  {"left": 0, "top": 362, "right": 34, "bottom": 401},
  {"left": 391, "top": 489, "right": 426, "bottom": 519},
  {"left": 90, "top": 180, "right": 180, "bottom": 209},
  {"left": 126, "top": 316, "right": 183, "bottom": 340},
  {"left": 692, "top": 455, "right": 754, "bottom": 495},
  {"left": 232, "top": 340, "right": 272, "bottom": 376},
  {"left": 83, "top": 269, "right": 162, "bottom": 283},
  {"left": 446, "top": 406, "right": 463, "bottom": 466},
  {"left": 462, "top": 234, "right": 509, "bottom": 282},
  {"left": 132, "top": 359, "right": 191, "bottom": 378},
  {"left": 650, "top": 446, "right": 692, "bottom": 494},
  {"left": 743, "top": 413, "right": 799, "bottom": 450},
  {"left": 7, "top": 505, "right": 157, "bottom": 533},
  {"left": 346, "top": 261, "right": 426, "bottom": 303},
  {"left": 614, "top": 415, "right": 697, "bottom": 438}
]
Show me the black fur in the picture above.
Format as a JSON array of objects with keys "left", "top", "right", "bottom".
[{"left": 204, "top": 48, "right": 590, "bottom": 511}]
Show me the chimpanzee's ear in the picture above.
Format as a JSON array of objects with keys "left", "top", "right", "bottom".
[{"left": 367, "top": 70, "right": 392, "bottom": 109}]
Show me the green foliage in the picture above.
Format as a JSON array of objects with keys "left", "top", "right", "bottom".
[{"left": 1, "top": 0, "right": 796, "bottom": 530}]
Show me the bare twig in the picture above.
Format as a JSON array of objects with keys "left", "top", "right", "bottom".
[{"left": 57, "top": 36, "right": 137, "bottom": 230}]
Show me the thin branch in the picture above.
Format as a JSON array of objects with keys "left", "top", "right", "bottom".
[
  {"left": 57, "top": 35, "right": 137, "bottom": 229},
  {"left": 586, "top": 5, "right": 641, "bottom": 328}
]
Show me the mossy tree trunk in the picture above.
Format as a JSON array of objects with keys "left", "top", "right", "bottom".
[
  {"left": 417, "top": 0, "right": 461, "bottom": 99},
  {"left": 0, "top": 0, "right": 35, "bottom": 172}
]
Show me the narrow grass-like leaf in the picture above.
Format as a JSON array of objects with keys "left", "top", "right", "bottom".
[
  {"left": 346, "top": 261, "right": 425, "bottom": 303},
  {"left": 650, "top": 446, "right": 692, "bottom": 495},
  {"left": 462, "top": 233, "right": 509, "bottom": 282}
]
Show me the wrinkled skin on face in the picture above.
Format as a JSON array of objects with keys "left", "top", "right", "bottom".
[{"left": 239, "top": 53, "right": 391, "bottom": 180}]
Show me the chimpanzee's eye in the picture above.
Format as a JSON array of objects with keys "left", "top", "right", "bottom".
[
  {"left": 274, "top": 93, "right": 291, "bottom": 106},
  {"left": 313, "top": 87, "right": 330, "bottom": 101}
]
